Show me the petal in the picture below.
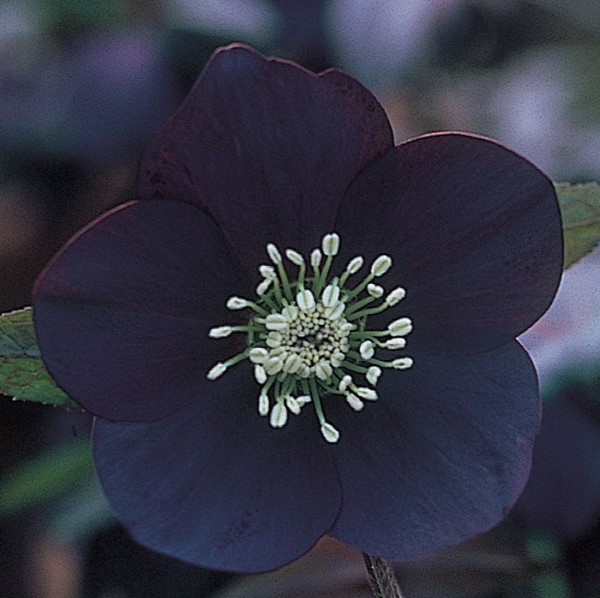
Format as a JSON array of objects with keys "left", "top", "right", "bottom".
[
  {"left": 513, "top": 396, "right": 600, "bottom": 540},
  {"left": 138, "top": 44, "right": 393, "bottom": 273},
  {"left": 336, "top": 133, "right": 563, "bottom": 355},
  {"left": 328, "top": 341, "right": 540, "bottom": 558},
  {"left": 34, "top": 200, "right": 251, "bottom": 422},
  {"left": 93, "top": 366, "right": 342, "bottom": 573}
]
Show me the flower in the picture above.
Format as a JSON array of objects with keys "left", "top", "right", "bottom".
[{"left": 33, "top": 44, "right": 563, "bottom": 573}]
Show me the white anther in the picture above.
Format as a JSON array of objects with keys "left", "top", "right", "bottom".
[
  {"left": 265, "top": 314, "right": 289, "bottom": 331},
  {"left": 355, "top": 387, "right": 378, "bottom": 401},
  {"left": 207, "top": 362, "right": 227, "bottom": 380},
  {"left": 388, "top": 317, "right": 413, "bottom": 336},
  {"left": 249, "top": 347, "right": 269, "bottom": 363},
  {"left": 392, "top": 357, "right": 414, "bottom": 370},
  {"left": 315, "top": 361, "right": 333, "bottom": 380},
  {"left": 366, "top": 366, "right": 382, "bottom": 386},
  {"left": 285, "top": 249, "right": 304, "bottom": 266},
  {"left": 322, "top": 233, "right": 340, "bottom": 256},
  {"left": 321, "top": 284, "right": 340, "bottom": 308},
  {"left": 296, "top": 395, "right": 311, "bottom": 406},
  {"left": 283, "top": 354, "right": 302, "bottom": 374},
  {"left": 339, "top": 322, "right": 355, "bottom": 334},
  {"left": 226, "top": 296, "right": 249, "bottom": 310},
  {"left": 264, "top": 356, "right": 284, "bottom": 375},
  {"left": 311, "top": 248, "right": 322, "bottom": 269},
  {"left": 346, "top": 393, "right": 364, "bottom": 411},
  {"left": 266, "top": 332, "right": 282, "bottom": 348},
  {"left": 359, "top": 340, "right": 375, "bottom": 360},
  {"left": 282, "top": 305, "right": 299, "bottom": 322},
  {"left": 270, "top": 402, "right": 288, "bottom": 428},
  {"left": 367, "top": 284, "right": 384, "bottom": 298},
  {"left": 371, "top": 255, "right": 392, "bottom": 276},
  {"left": 266, "top": 243, "right": 282, "bottom": 264},
  {"left": 209, "top": 326, "right": 233, "bottom": 338},
  {"left": 384, "top": 338, "right": 407, "bottom": 350},
  {"left": 256, "top": 279, "right": 272, "bottom": 296},
  {"left": 320, "top": 422, "right": 340, "bottom": 443},
  {"left": 385, "top": 287, "right": 406, "bottom": 306},
  {"left": 259, "top": 265, "right": 277, "bottom": 280},
  {"left": 346, "top": 256, "right": 364, "bottom": 274},
  {"left": 299, "top": 364, "right": 311, "bottom": 378},
  {"left": 331, "top": 350, "right": 345, "bottom": 367},
  {"left": 338, "top": 375, "right": 353, "bottom": 392},
  {"left": 258, "top": 393, "right": 269, "bottom": 416},
  {"left": 297, "top": 289, "right": 316, "bottom": 312},
  {"left": 285, "top": 396, "right": 301, "bottom": 415},
  {"left": 254, "top": 364, "right": 267, "bottom": 384},
  {"left": 325, "top": 301, "right": 345, "bottom": 320}
]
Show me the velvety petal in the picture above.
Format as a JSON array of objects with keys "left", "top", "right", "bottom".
[
  {"left": 138, "top": 43, "right": 393, "bottom": 274},
  {"left": 513, "top": 396, "right": 600, "bottom": 540},
  {"left": 335, "top": 133, "right": 563, "bottom": 355},
  {"left": 33, "top": 200, "right": 251, "bottom": 422},
  {"left": 328, "top": 341, "right": 540, "bottom": 558},
  {"left": 93, "top": 366, "right": 342, "bottom": 573}
]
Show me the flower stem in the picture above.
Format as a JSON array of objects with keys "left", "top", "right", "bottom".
[{"left": 363, "top": 553, "right": 405, "bottom": 598}]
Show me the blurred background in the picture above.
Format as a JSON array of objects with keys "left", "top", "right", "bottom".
[{"left": 1, "top": 0, "right": 600, "bottom": 596}]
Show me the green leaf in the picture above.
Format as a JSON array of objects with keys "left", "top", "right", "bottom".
[
  {"left": 0, "top": 440, "right": 94, "bottom": 517},
  {"left": 0, "top": 307, "right": 78, "bottom": 408},
  {"left": 556, "top": 182, "right": 600, "bottom": 269}
]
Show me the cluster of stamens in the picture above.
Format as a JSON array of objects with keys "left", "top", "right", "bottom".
[{"left": 207, "top": 233, "right": 413, "bottom": 443}]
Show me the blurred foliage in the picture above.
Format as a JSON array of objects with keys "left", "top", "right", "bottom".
[
  {"left": 0, "top": 307, "right": 76, "bottom": 408},
  {"left": 0, "top": 439, "right": 92, "bottom": 516},
  {"left": 556, "top": 182, "right": 600, "bottom": 268}
]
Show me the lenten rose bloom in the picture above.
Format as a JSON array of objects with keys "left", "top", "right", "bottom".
[{"left": 33, "top": 44, "right": 563, "bottom": 573}]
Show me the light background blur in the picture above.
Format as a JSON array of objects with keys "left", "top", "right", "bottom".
[{"left": 1, "top": 1, "right": 600, "bottom": 596}]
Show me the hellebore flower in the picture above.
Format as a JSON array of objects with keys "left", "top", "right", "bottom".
[{"left": 33, "top": 44, "right": 563, "bottom": 573}]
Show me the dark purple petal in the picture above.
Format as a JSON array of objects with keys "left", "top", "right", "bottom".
[
  {"left": 93, "top": 366, "right": 342, "bottom": 573},
  {"left": 33, "top": 200, "right": 251, "bottom": 422},
  {"left": 328, "top": 341, "right": 540, "bottom": 558},
  {"left": 513, "top": 396, "right": 600, "bottom": 540},
  {"left": 335, "top": 133, "right": 563, "bottom": 355},
  {"left": 138, "top": 44, "right": 393, "bottom": 274}
]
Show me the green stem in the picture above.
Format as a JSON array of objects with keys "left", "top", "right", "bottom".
[{"left": 363, "top": 553, "right": 405, "bottom": 598}]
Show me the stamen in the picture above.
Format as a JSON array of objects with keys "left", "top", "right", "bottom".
[
  {"left": 259, "top": 265, "right": 277, "bottom": 280},
  {"left": 270, "top": 401, "right": 288, "bottom": 428},
  {"left": 346, "top": 256, "right": 364, "bottom": 275},
  {"left": 371, "top": 255, "right": 392, "bottom": 277},
  {"left": 388, "top": 318, "right": 413, "bottom": 336},
  {"left": 285, "top": 249, "right": 304, "bottom": 266},
  {"left": 366, "top": 366, "right": 382, "bottom": 386},
  {"left": 207, "top": 362, "right": 227, "bottom": 380},
  {"left": 354, "top": 387, "right": 378, "bottom": 401},
  {"left": 207, "top": 232, "right": 413, "bottom": 444},
  {"left": 392, "top": 357, "right": 414, "bottom": 370},
  {"left": 209, "top": 326, "right": 233, "bottom": 338},
  {"left": 346, "top": 393, "right": 364, "bottom": 411},
  {"left": 254, "top": 364, "right": 267, "bottom": 384},
  {"left": 226, "top": 296, "right": 249, "bottom": 310},
  {"left": 320, "top": 422, "right": 340, "bottom": 443},
  {"left": 310, "top": 248, "right": 322, "bottom": 270},
  {"left": 266, "top": 243, "right": 282, "bottom": 265},
  {"left": 256, "top": 279, "right": 272, "bottom": 296},
  {"left": 322, "top": 233, "right": 340, "bottom": 256},
  {"left": 297, "top": 289, "right": 316, "bottom": 312},
  {"left": 385, "top": 287, "right": 406, "bottom": 306},
  {"left": 367, "top": 284, "right": 384, "bottom": 298},
  {"left": 258, "top": 393, "right": 269, "bottom": 416}
]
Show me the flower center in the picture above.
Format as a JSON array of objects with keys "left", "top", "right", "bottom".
[{"left": 206, "top": 233, "right": 413, "bottom": 443}]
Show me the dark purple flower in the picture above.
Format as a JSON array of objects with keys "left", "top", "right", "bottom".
[{"left": 33, "top": 44, "right": 563, "bottom": 572}]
